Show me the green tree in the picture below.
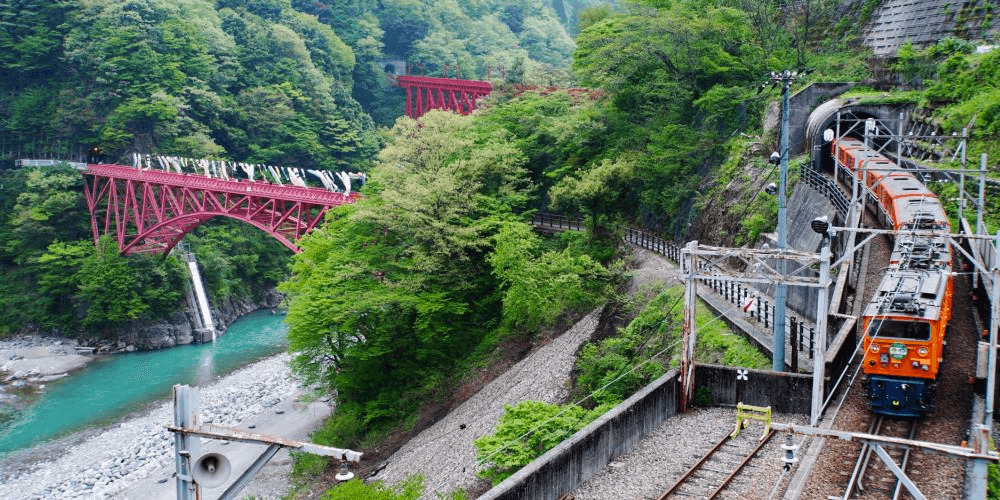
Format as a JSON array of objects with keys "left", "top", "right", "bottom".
[
  {"left": 2, "top": 166, "right": 88, "bottom": 264},
  {"left": 474, "top": 400, "right": 609, "bottom": 485},
  {"left": 489, "top": 221, "right": 612, "bottom": 333},
  {"left": 281, "top": 111, "right": 533, "bottom": 431},
  {"left": 35, "top": 240, "right": 93, "bottom": 326},
  {"left": 75, "top": 237, "right": 148, "bottom": 328}
]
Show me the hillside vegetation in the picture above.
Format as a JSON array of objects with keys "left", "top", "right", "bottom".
[{"left": 0, "top": 0, "right": 585, "bottom": 337}]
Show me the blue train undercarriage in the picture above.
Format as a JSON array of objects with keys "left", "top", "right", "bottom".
[{"left": 864, "top": 374, "right": 935, "bottom": 417}]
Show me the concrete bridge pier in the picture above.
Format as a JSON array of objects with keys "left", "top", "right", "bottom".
[{"left": 177, "top": 243, "right": 216, "bottom": 342}]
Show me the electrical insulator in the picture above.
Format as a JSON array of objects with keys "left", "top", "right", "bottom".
[{"left": 781, "top": 434, "right": 798, "bottom": 470}]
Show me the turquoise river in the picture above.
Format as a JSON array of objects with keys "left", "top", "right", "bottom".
[{"left": 0, "top": 310, "right": 288, "bottom": 455}]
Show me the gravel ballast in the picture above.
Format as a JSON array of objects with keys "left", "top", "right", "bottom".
[
  {"left": 372, "top": 307, "right": 604, "bottom": 497},
  {"left": 0, "top": 353, "right": 307, "bottom": 500},
  {"left": 571, "top": 407, "right": 808, "bottom": 500}
]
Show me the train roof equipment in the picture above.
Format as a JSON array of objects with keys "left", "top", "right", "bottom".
[
  {"left": 892, "top": 196, "right": 950, "bottom": 231},
  {"left": 864, "top": 269, "right": 948, "bottom": 321},
  {"left": 890, "top": 234, "right": 951, "bottom": 270}
]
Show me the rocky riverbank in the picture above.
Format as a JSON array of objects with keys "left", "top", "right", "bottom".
[
  {"left": 0, "top": 290, "right": 284, "bottom": 409},
  {"left": 94, "top": 289, "right": 283, "bottom": 351},
  {"left": 0, "top": 335, "right": 94, "bottom": 409},
  {"left": 0, "top": 353, "right": 316, "bottom": 500}
]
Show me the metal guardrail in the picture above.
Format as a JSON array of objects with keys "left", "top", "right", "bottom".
[
  {"left": 533, "top": 214, "right": 816, "bottom": 358},
  {"left": 531, "top": 213, "right": 584, "bottom": 232},
  {"left": 800, "top": 166, "right": 849, "bottom": 217}
]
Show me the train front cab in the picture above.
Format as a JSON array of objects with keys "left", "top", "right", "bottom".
[{"left": 862, "top": 317, "right": 939, "bottom": 417}]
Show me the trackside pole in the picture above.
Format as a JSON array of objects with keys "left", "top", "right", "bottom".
[
  {"left": 680, "top": 240, "right": 698, "bottom": 412},
  {"left": 174, "top": 385, "right": 200, "bottom": 500},
  {"left": 812, "top": 235, "right": 831, "bottom": 426},
  {"left": 987, "top": 231, "right": 1000, "bottom": 422},
  {"left": 169, "top": 384, "right": 362, "bottom": 500}
]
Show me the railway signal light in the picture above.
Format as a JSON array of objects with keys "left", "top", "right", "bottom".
[{"left": 810, "top": 216, "right": 830, "bottom": 235}]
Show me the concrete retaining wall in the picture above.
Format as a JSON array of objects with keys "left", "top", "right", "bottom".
[
  {"left": 478, "top": 370, "right": 680, "bottom": 500},
  {"left": 477, "top": 364, "right": 811, "bottom": 500},
  {"left": 694, "top": 364, "right": 812, "bottom": 414},
  {"left": 788, "top": 83, "right": 856, "bottom": 156},
  {"left": 758, "top": 182, "right": 842, "bottom": 319}
]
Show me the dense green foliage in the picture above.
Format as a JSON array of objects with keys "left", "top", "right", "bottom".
[
  {"left": 280, "top": 111, "right": 613, "bottom": 446},
  {"left": 905, "top": 39, "right": 1000, "bottom": 164},
  {"left": 0, "top": 0, "right": 580, "bottom": 161}
]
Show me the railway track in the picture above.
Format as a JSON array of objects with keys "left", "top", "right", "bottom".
[
  {"left": 841, "top": 415, "right": 919, "bottom": 500},
  {"left": 657, "top": 430, "right": 774, "bottom": 499}
]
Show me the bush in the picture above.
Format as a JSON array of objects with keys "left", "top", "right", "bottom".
[
  {"left": 474, "top": 400, "right": 610, "bottom": 485},
  {"left": 320, "top": 474, "right": 469, "bottom": 499},
  {"left": 574, "top": 284, "right": 768, "bottom": 409}
]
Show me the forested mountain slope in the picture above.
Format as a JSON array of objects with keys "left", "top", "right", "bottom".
[
  {"left": 0, "top": 0, "right": 582, "bottom": 338},
  {"left": 0, "top": 0, "right": 583, "bottom": 165}
]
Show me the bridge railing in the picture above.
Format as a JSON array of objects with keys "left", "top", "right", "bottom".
[{"left": 14, "top": 158, "right": 89, "bottom": 170}]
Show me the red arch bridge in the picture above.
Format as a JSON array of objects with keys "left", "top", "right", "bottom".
[{"left": 83, "top": 164, "right": 359, "bottom": 255}]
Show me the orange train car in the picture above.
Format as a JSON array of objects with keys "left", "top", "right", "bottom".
[{"left": 833, "top": 137, "right": 954, "bottom": 417}]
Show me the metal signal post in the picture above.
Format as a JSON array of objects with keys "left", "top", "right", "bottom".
[{"left": 766, "top": 69, "right": 805, "bottom": 372}]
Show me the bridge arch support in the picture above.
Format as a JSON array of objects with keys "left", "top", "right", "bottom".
[{"left": 83, "top": 164, "right": 358, "bottom": 255}]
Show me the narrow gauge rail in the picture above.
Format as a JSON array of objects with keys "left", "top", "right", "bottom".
[
  {"left": 657, "top": 431, "right": 774, "bottom": 499},
  {"left": 842, "top": 415, "right": 918, "bottom": 499}
]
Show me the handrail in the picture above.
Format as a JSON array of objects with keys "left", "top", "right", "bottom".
[{"left": 532, "top": 213, "right": 816, "bottom": 359}]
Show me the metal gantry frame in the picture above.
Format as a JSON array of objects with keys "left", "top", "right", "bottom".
[
  {"left": 679, "top": 239, "right": 833, "bottom": 425},
  {"left": 770, "top": 421, "right": 997, "bottom": 500},
  {"left": 170, "top": 385, "right": 362, "bottom": 500}
]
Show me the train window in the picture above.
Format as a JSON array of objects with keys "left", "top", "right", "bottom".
[{"left": 868, "top": 319, "right": 931, "bottom": 341}]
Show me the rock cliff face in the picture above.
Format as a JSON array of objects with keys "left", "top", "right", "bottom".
[{"left": 105, "top": 290, "right": 283, "bottom": 351}]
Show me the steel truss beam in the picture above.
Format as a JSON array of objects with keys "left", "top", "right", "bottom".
[
  {"left": 83, "top": 164, "right": 358, "bottom": 255},
  {"left": 772, "top": 421, "right": 996, "bottom": 500},
  {"left": 396, "top": 75, "right": 492, "bottom": 119}
]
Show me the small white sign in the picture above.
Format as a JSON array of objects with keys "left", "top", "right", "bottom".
[{"left": 736, "top": 369, "right": 749, "bottom": 381}]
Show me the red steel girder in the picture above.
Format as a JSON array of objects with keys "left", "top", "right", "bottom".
[
  {"left": 397, "top": 75, "right": 492, "bottom": 119},
  {"left": 83, "top": 164, "right": 359, "bottom": 255}
]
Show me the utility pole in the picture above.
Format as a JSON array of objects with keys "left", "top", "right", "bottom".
[{"left": 767, "top": 69, "right": 803, "bottom": 372}]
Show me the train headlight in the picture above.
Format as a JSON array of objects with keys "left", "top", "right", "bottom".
[
  {"left": 922, "top": 364, "right": 929, "bottom": 371},
  {"left": 918, "top": 347, "right": 928, "bottom": 356},
  {"left": 912, "top": 361, "right": 920, "bottom": 368},
  {"left": 880, "top": 354, "right": 889, "bottom": 364},
  {"left": 870, "top": 344, "right": 880, "bottom": 353}
]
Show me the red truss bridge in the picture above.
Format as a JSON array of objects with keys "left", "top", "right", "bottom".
[
  {"left": 396, "top": 75, "right": 492, "bottom": 119},
  {"left": 83, "top": 164, "right": 359, "bottom": 255}
]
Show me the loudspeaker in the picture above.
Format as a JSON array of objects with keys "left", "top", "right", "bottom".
[{"left": 192, "top": 452, "right": 231, "bottom": 488}]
